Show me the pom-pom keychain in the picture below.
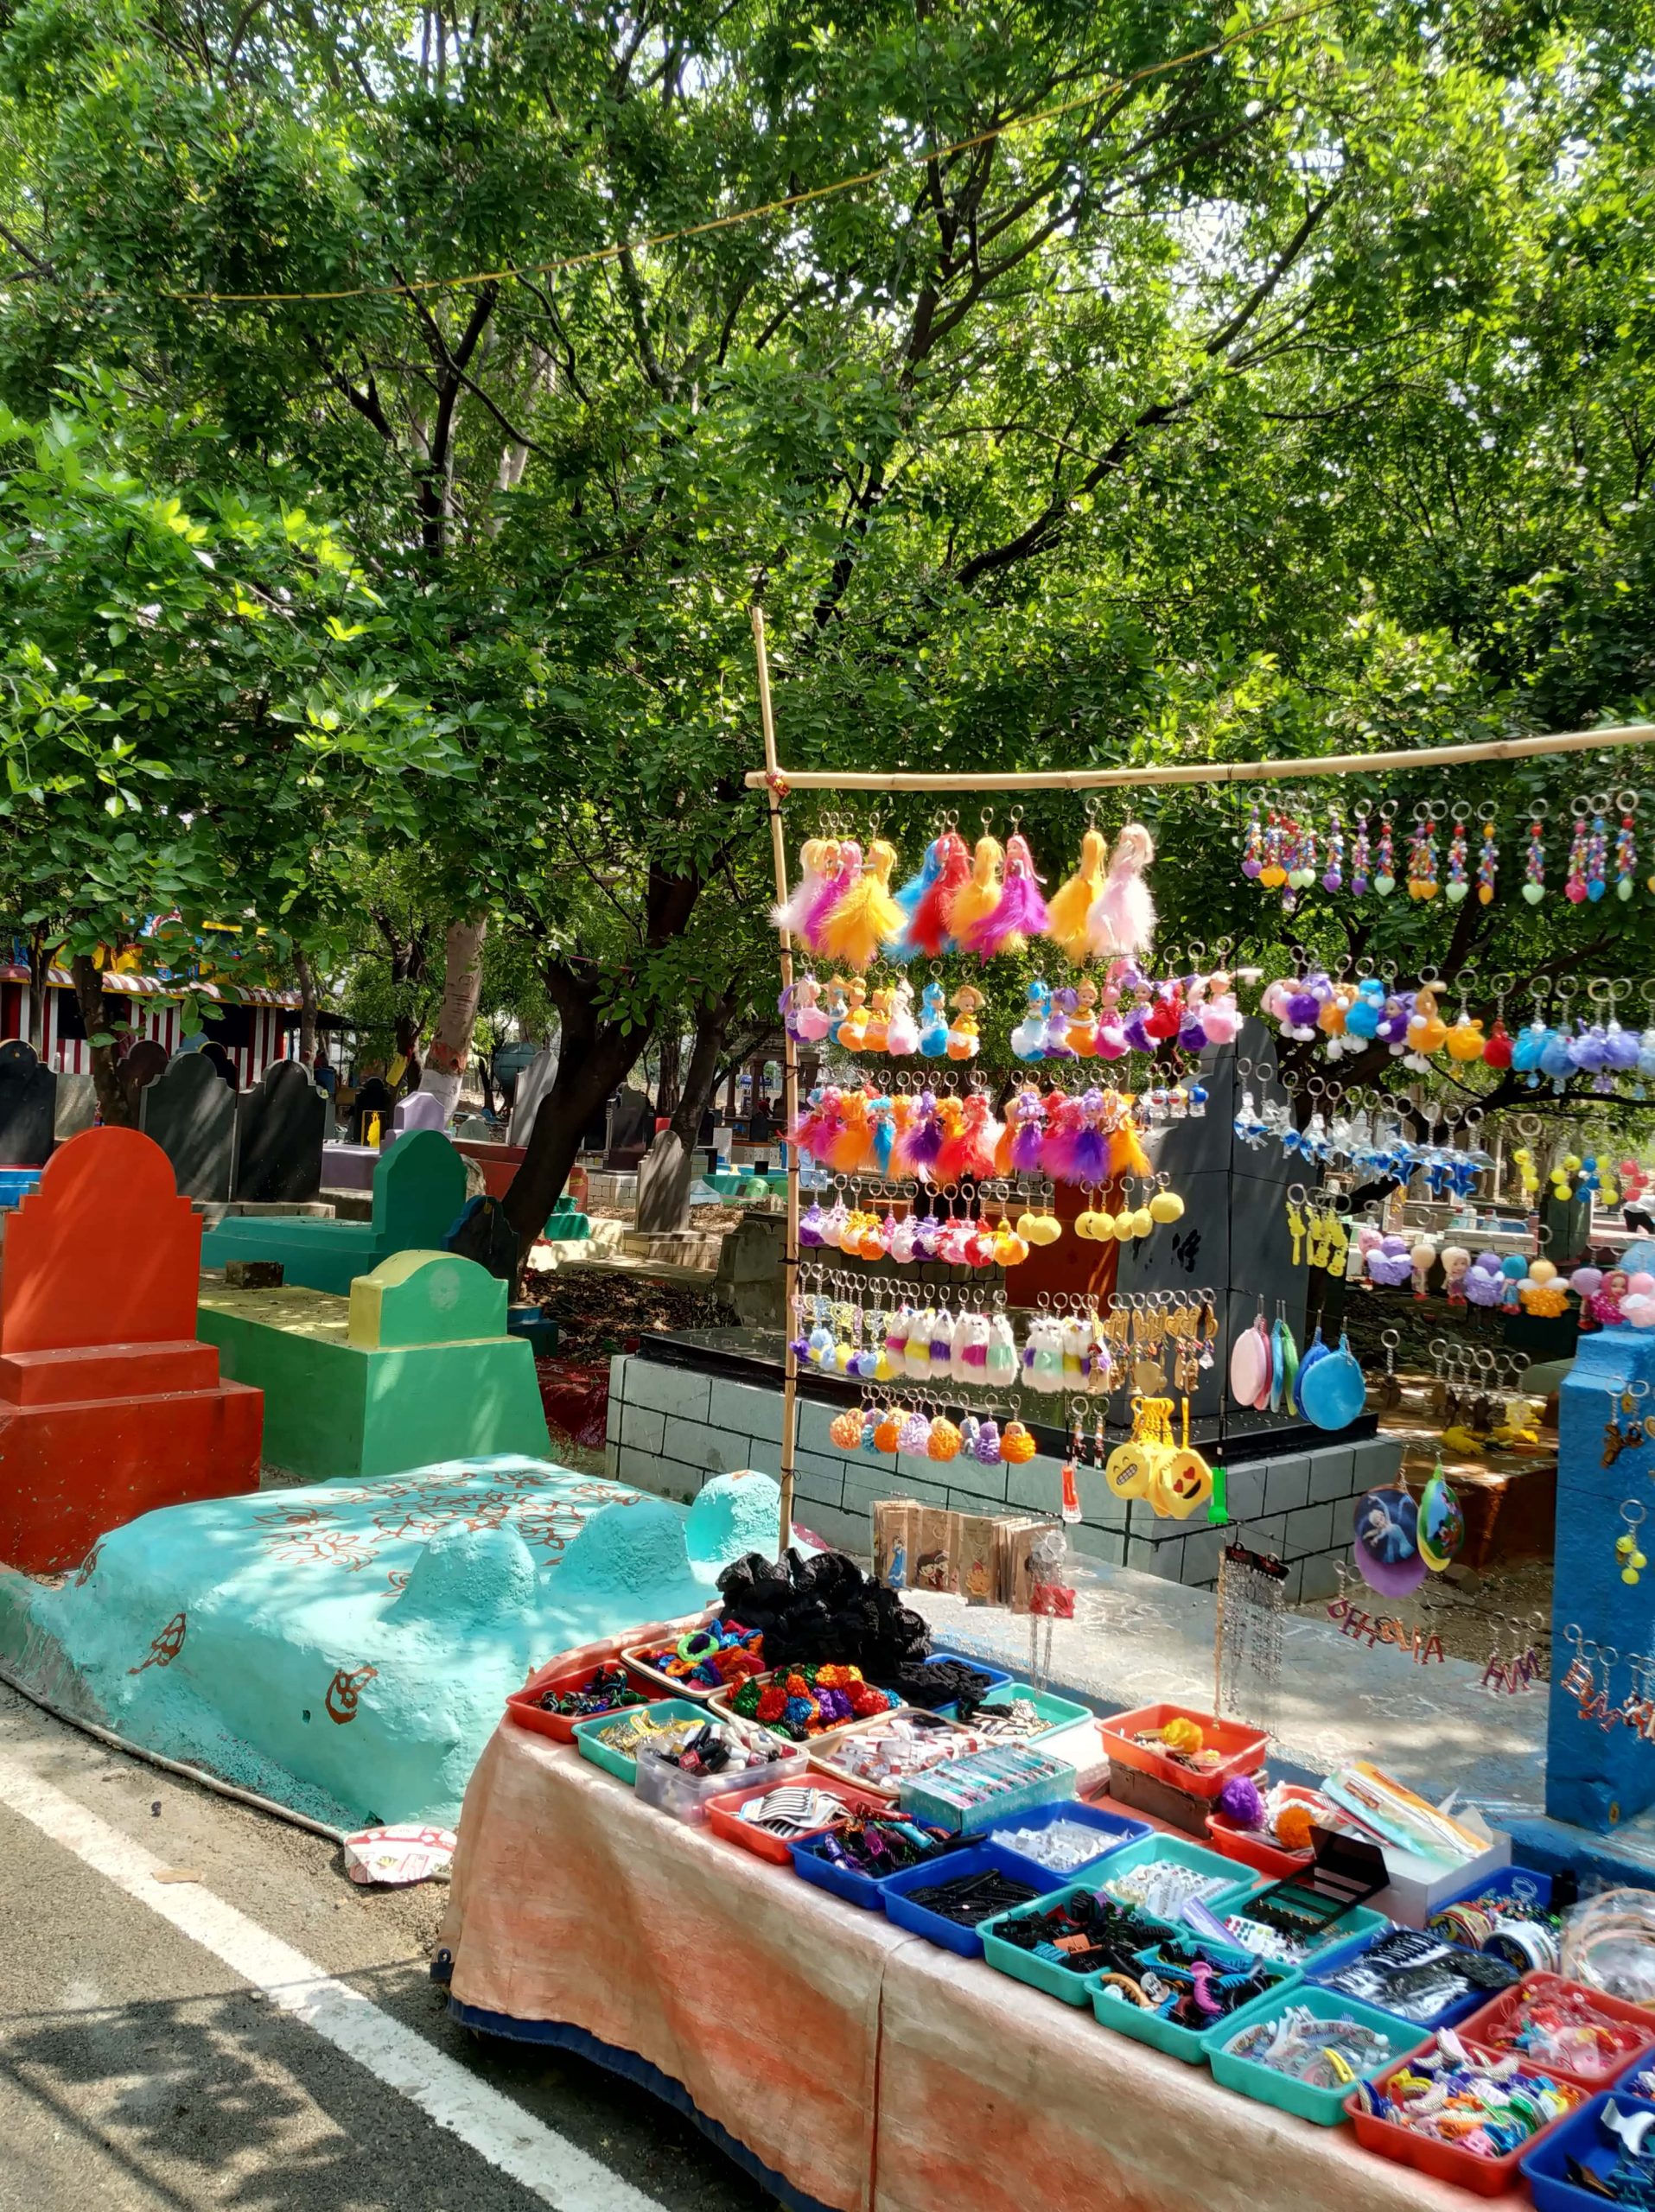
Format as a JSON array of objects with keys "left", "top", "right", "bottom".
[
  {"left": 1045, "top": 824, "right": 1109, "bottom": 962},
  {"left": 1087, "top": 823, "right": 1156, "bottom": 959},
  {"left": 1216, "top": 1773, "right": 1264, "bottom": 1828},
  {"left": 947, "top": 830, "right": 1004, "bottom": 949},
  {"left": 1000, "top": 1420, "right": 1036, "bottom": 1464},
  {"left": 966, "top": 823, "right": 1049, "bottom": 957},
  {"left": 818, "top": 836, "right": 906, "bottom": 969}
]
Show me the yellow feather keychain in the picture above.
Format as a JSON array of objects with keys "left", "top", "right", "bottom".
[
  {"left": 818, "top": 836, "right": 906, "bottom": 969},
  {"left": 1046, "top": 826, "right": 1108, "bottom": 962},
  {"left": 947, "top": 835, "right": 1003, "bottom": 946}
]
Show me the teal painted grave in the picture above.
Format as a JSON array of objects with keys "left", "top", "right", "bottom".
[{"left": 200, "top": 1129, "right": 468, "bottom": 1294}]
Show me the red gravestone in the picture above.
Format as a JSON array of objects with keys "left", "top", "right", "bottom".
[{"left": 0, "top": 1128, "right": 262, "bottom": 1572}]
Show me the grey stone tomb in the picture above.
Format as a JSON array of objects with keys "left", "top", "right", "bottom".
[
  {"left": 233, "top": 1060, "right": 328, "bottom": 1203},
  {"left": 138, "top": 1050, "right": 237, "bottom": 1201}
]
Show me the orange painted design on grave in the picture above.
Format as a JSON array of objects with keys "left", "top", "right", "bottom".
[{"left": 0, "top": 1128, "right": 262, "bottom": 1573}]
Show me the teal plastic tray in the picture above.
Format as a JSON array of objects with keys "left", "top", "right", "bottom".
[
  {"left": 971, "top": 1683, "right": 1092, "bottom": 1739},
  {"left": 1092, "top": 1833, "right": 1260, "bottom": 1920},
  {"left": 1219, "top": 1897, "right": 1392, "bottom": 1966},
  {"left": 1206, "top": 1984, "right": 1421, "bottom": 2126},
  {"left": 979, "top": 1881, "right": 1174, "bottom": 2007},
  {"left": 1089, "top": 1942, "right": 1301, "bottom": 2065},
  {"left": 573, "top": 1697, "right": 707, "bottom": 1785}
]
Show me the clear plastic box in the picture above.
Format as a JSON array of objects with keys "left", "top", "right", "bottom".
[{"left": 633, "top": 1734, "right": 809, "bottom": 1823}]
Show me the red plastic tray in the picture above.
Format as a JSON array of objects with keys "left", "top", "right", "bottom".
[
  {"left": 1206, "top": 1783, "right": 1330, "bottom": 1878},
  {"left": 704, "top": 1775, "right": 886, "bottom": 1866},
  {"left": 506, "top": 1662, "right": 647, "bottom": 1745},
  {"left": 1452, "top": 1971, "right": 1655, "bottom": 2091},
  {"left": 1096, "top": 1702, "right": 1267, "bottom": 1802},
  {"left": 1347, "top": 2036, "right": 1583, "bottom": 2195}
]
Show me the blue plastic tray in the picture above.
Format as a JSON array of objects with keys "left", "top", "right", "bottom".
[
  {"left": 1428, "top": 1861, "right": 1559, "bottom": 1925},
  {"left": 982, "top": 1800, "right": 1151, "bottom": 1890},
  {"left": 1523, "top": 2090, "right": 1655, "bottom": 2212},
  {"left": 789, "top": 1827, "right": 963, "bottom": 1910},
  {"left": 880, "top": 1843, "right": 1044, "bottom": 1959},
  {"left": 1308, "top": 1925, "right": 1508, "bottom": 2031}
]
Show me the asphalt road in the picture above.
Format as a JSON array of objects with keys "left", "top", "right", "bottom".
[{"left": 0, "top": 1683, "right": 777, "bottom": 2212}]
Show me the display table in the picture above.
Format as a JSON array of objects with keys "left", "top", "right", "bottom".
[{"left": 441, "top": 1709, "right": 1520, "bottom": 2212}]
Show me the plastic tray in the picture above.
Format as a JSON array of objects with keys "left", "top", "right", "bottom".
[
  {"left": 806, "top": 1708, "right": 983, "bottom": 1800},
  {"left": 634, "top": 1733, "right": 808, "bottom": 1824},
  {"left": 1205, "top": 1785, "right": 1331, "bottom": 1880},
  {"left": 707, "top": 1672, "right": 890, "bottom": 1746},
  {"left": 1090, "top": 1833, "right": 1261, "bottom": 1922},
  {"left": 1307, "top": 1925, "right": 1512, "bottom": 2033},
  {"left": 1096, "top": 1702, "right": 1267, "bottom": 1802},
  {"left": 1348, "top": 2034, "right": 1582, "bottom": 2193},
  {"left": 979, "top": 1881, "right": 1173, "bottom": 2008},
  {"left": 704, "top": 1776, "right": 884, "bottom": 1866},
  {"left": 1208, "top": 1984, "right": 1423, "bottom": 2126},
  {"left": 506, "top": 1662, "right": 648, "bottom": 1746},
  {"left": 1523, "top": 2090, "right": 1655, "bottom": 2212},
  {"left": 964, "top": 1682, "right": 1092, "bottom": 1740},
  {"left": 789, "top": 1822, "right": 964, "bottom": 1910},
  {"left": 903, "top": 1649, "right": 1015, "bottom": 1705},
  {"left": 982, "top": 1801, "right": 1151, "bottom": 1890},
  {"left": 1452, "top": 1971, "right": 1655, "bottom": 2092},
  {"left": 620, "top": 1640, "right": 723, "bottom": 1702},
  {"left": 572, "top": 1697, "right": 706, "bottom": 1784},
  {"left": 879, "top": 1843, "right": 1046, "bottom": 1960},
  {"left": 1090, "top": 1942, "right": 1300, "bottom": 2065},
  {"left": 1221, "top": 1896, "right": 1391, "bottom": 1967},
  {"left": 1428, "top": 1860, "right": 1560, "bottom": 1928}
]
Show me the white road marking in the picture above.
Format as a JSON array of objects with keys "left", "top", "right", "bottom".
[{"left": 0, "top": 1748, "right": 665, "bottom": 2212}]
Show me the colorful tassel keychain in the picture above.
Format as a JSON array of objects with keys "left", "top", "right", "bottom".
[
  {"left": 1046, "top": 823, "right": 1108, "bottom": 961},
  {"left": 772, "top": 836, "right": 832, "bottom": 939},
  {"left": 1087, "top": 823, "right": 1156, "bottom": 959},
  {"left": 965, "top": 819, "right": 1048, "bottom": 957},
  {"left": 1523, "top": 802, "right": 1548, "bottom": 905}
]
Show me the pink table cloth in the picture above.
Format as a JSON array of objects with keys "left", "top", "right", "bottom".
[{"left": 442, "top": 1707, "right": 1524, "bottom": 2212}]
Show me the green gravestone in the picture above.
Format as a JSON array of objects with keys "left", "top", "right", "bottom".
[
  {"left": 198, "top": 1249, "right": 550, "bottom": 1482},
  {"left": 199, "top": 1130, "right": 468, "bottom": 1294}
]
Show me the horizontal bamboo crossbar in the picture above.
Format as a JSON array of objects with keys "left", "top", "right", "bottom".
[{"left": 743, "top": 721, "right": 1655, "bottom": 793}]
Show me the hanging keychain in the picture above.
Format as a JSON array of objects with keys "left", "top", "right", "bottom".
[
  {"left": 1060, "top": 1401, "right": 1085, "bottom": 1524},
  {"left": 1613, "top": 788, "right": 1639, "bottom": 901},
  {"left": 1522, "top": 799, "right": 1549, "bottom": 905},
  {"left": 1445, "top": 802, "right": 1471, "bottom": 904},
  {"left": 1476, "top": 800, "right": 1499, "bottom": 905},
  {"left": 1566, "top": 798, "right": 1592, "bottom": 904},
  {"left": 1322, "top": 804, "right": 1345, "bottom": 894},
  {"left": 1350, "top": 809, "right": 1372, "bottom": 897},
  {"left": 1372, "top": 801, "right": 1397, "bottom": 894},
  {"left": 1586, "top": 792, "right": 1611, "bottom": 902},
  {"left": 1406, "top": 801, "right": 1442, "bottom": 899}
]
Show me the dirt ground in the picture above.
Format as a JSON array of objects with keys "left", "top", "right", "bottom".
[{"left": 525, "top": 1265, "right": 731, "bottom": 1362}]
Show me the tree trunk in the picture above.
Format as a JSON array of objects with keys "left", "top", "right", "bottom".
[
  {"left": 418, "top": 914, "right": 488, "bottom": 1120},
  {"left": 26, "top": 930, "right": 50, "bottom": 1058},
  {"left": 295, "top": 947, "right": 318, "bottom": 1065},
  {"left": 69, "top": 954, "right": 131, "bottom": 1127},
  {"left": 504, "top": 1027, "right": 645, "bottom": 1264},
  {"left": 655, "top": 1027, "right": 682, "bottom": 1116},
  {"left": 671, "top": 991, "right": 741, "bottom": 1154}
]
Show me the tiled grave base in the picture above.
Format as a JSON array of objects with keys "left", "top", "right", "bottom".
[{"left": 605, "top": 1352, "right": 1401, "bottom": 1603}]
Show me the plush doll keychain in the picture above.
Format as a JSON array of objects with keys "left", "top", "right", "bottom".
[
  {"left": 1046, "top": 823, "right": 1109, "bottom": 962},
  {"left": 948, "top": 830, "right": 1004, "bottom": 950},
  {"left": 1088, "top": 823, "right": 1156, "bottom": 959},
  {"left": 965, "top": 823, "right": 1048, "bottom": 957}
]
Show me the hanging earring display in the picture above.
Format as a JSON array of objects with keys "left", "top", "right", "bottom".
[{"left": 1216, "top": 1544, "right": 1287, "bottom": 1730}]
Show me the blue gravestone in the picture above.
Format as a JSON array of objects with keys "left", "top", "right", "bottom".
[{"left": 1546, "top": 1328, "right": 1655, "bottom": 1832}]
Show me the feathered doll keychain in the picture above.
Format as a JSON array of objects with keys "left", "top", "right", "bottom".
[
  {"left": 772, "top": 836, "right": 831, "bottom": 939},
  {"left": 903, "top": 830, "right": 971, "bottom": 958},
  {"left": 963, "top": 824, "right": 1049, "bottom": 958},
  {"left": 947, "top": 833, "right": 1003, "bottom": 950},
  {"left": 818, "top": 836, "right": 906, "bottom": 969},
  {"left": 1087, "top": 823, "right": 1157, "bottom": 960},
  {"left": 1046, "top": 824, "right": 1109, "bottom": 961}
]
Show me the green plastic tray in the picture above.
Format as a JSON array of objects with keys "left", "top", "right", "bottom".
[
  {"left": 1206, "top": 1984, "right": 1420, "bottom": 2126},
  {"left": 971, "top": 1683, "right": 1092, "bottom": 1739},
  {"left": 1219, "top": 1897, "right": 1392, "bottom": 1966},
  {"left": 1091, "top": 1833, "right": 1261, "bottom": 1918},
  {"left": 573, "top": 1697, "right": 707, "bottom": 1785},
  {"left": 979, "top": 1881, "right": 1173, "bottom": 2007},
  {"left": 1089, "top": 1944, "right": 1301, "bottom": 2065}
]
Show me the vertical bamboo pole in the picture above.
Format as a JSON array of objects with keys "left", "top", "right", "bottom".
[{"left": 751, "top": 606, "right": 799, "bottom": 1559}]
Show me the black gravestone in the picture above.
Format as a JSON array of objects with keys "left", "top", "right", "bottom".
[
  {"left": 117, "top": 1037, "right": 169, "bottom": 1120},
  {"left": 138, "top": 1051, "right": 237, "bottom": 1201},
  {"left": 201, "top": 1039, "right": 239, "bottom": 1091},
  {"left": 350, "top": 1077, "right": 393, "bottom": 1144},
  {"left": 0, "top": 1040, "right": 56, "bottom": 1165},
  {"left": 234, "top": 1060, "right": 327, "bottom": 1203},
  {"left": 443, "top": 1193, "right": 519, "bottom": 1283}
]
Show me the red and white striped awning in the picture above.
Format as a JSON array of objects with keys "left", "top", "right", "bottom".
[{"left": 0, "top": 963, "right": 301, "bottom": 1007}]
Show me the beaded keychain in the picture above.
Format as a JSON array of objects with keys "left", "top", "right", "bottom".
[
  {"left": 1476, "top": 800, "right": 1499, "bottom": 903},
  {"left": 1406, "top": 800, "right": 1444, "bottom": 899},
  {"left": 1566, "top": 798, "right": 1593, "bottom": 905},
  {"left": 1445, "top": 801, "right": 1471, "bottom": 904},
  {"left": 1613, "top": 788, "right": 1639, "bottom": 900},
  {"left": 1350, "top": 809, "right": 1372, "bottom": 896},
  {"left": 1618, "top": 1498, "right": 1647, "bottom": 1587},
  {"left": 1523, "top": 799, "right": 1549, "bottom": 904},
  {"left": 1373, "top": 801, "right": 1397, "bottom": 894}
]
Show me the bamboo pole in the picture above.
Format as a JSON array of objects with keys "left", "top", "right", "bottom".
[
  {"left": 752, "top": 605, "right": 799, "bottom": 1561},
  {"left": 742, "top": 719, "right": 1655, "bottom": 794}
]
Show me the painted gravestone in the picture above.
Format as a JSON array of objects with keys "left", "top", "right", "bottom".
[
  {"left": 635, "top": 1129, "right": 693, "bottom": 1231},
  {"left": 0, "top": 1128, "right": 262, "bottom": 1572},
  {"left": 233, "top": 1060, "right": 328, "bottom": 1204},
  {"left": 200, "top": 1129, "right": 468, "bottom": 1294},
  {"left": 138, "top": 1050, "right": 238, "bottom": 1202},
  {"left": 197, "top": 1250, "right": 550, "bottom": 1483},
  {"left": 351, "top": 1075, "right": 393, "bottom": 1143},
  {"left": 390, "top": 1091, "right": 448, "bottom": 1143},
  {"left": 0, "top": 1040, "right": 56, "bottom": 1166}
]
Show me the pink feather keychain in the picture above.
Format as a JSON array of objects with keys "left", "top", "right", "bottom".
[
  {"left": 1087, "top": 823, "right": 1156, "bottom": 960},
  {"left": 805, "top": 838, "right": 856, "bottom": 952},
  {"left": 772, "top": 837, "right": 830, "bottom": 938},
  {"left": 963, "top": 829, "right": 1049, "bottom": 957}
]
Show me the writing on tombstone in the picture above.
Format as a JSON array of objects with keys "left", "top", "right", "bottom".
[
  {"left": 138, "top": 1051, "right": 238, "bottom": 1202},
  {"left": 0, "top": 1040, "right": 57, "bottom": 1166},
  {"left": 234, "top": 1060, "right": 328, "bottom": 1204}
]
